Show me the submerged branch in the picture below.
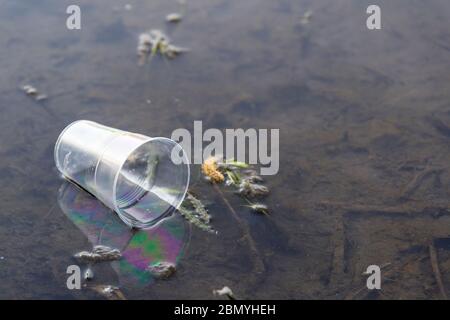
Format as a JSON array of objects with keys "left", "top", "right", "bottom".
[
  {"left": 212, "top": 184, "right": 265, "bottom": 274},
  {"left": 429, "top": 243, "right": 448, "bottom": 299}
]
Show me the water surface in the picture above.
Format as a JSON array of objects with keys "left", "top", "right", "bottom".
[{"left": 1, "top": 0, "right": 450, "bottom": 299}]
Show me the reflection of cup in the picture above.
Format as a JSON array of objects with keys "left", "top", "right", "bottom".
[
  {"left": 54, "top": 120, "right": 190, "bottom": 228},
  {"left": 58, "top": 181, "right": 189, "bottom": 286}
]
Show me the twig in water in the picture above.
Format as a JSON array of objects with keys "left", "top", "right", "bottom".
[
  {"left": 399, "top": 167, "right": 444, "bottom": 200},
  {"left": 429, "top": 242, "right": 448, "bottom": 299},
  {"left": 212, "top": 184, "right": 265, "bottom": 274},
  {"left": 345, "top": 255, "right": 426, "bottom": 300},
  {"left": 329, "top": 211, "right": 346, "bottom": 288}
]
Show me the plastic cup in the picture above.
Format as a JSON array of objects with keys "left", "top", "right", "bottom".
[{"left": 54, "top": 120, "right": 190, "bottom": 229}]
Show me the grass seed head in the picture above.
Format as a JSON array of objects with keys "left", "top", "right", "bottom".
[{"left": 202, "top": 156, "right": 225, "bottom": 183}]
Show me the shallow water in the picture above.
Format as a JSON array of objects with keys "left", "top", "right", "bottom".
[{"left": 1, "top": 0, "right": 450, "bottom": 299}]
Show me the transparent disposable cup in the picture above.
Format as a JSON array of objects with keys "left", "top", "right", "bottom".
[{"left": 54, "top": 120, "right": 190, "bottom": 229}]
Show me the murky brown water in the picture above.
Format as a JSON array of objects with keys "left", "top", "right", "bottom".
[{"left": 1, "top": 0, "right": 450, "bottom": 299}]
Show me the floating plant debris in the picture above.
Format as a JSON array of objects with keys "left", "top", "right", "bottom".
[
  {"left": 22, "top": 85, "right": 37, "bottom": 95},
  {"left": 241, "top": 169, "right": 264, "bottom": 183},
  {"left": 237, "top": 178, "right": 269, "bottom": 198},
  {"left": 147, "top": 261, "right": 176, "bottom": 279},
  {"left": 186, "top": 193, "right": 210, "bottom": 220},
  {"left": 74, "top": 245, "right": 121, "bottom": 263},
  {"left": 178, "top": 192, "right": 216, "bottom": 233},
  {"left": 202, "top": 156, "right": 225, "bottom": 183},
  {"left": 166, "top": 13, "right": 182, "bottom": 23},
  {"left": 300, "top": 10, "right": 313, "bottom": 25},
  {"left": 84, "top": 267, "right": 94, "bottom": 281},
  {"left": 204, "top": 156, "right": 269, "bottom": 198},
  {"left": 21, "top": 85, "right": 47, "bottom": 101},
  {"left": 90, "top": 285, "right": 126, "bottom": 300},
  {"left": 219, "top": 159, "right": 249, "bottom": 170},
  {"left": 245, "top": 203, "right": 269, "bottom": 215},
  {"left": 213, "top": 286, "right": 235, "bottom": 300},
  {"left": 227, "top": 168, "right": 268, "bottom": 198},
  {"left": 137, "top": 33, "right": 152, "bottom": 65},
  {"left": 137, "top": 29, "right": 188, "bottom": 64},
  {"left": 201, "top": 156, "right": 271, "bottom": 215}
]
